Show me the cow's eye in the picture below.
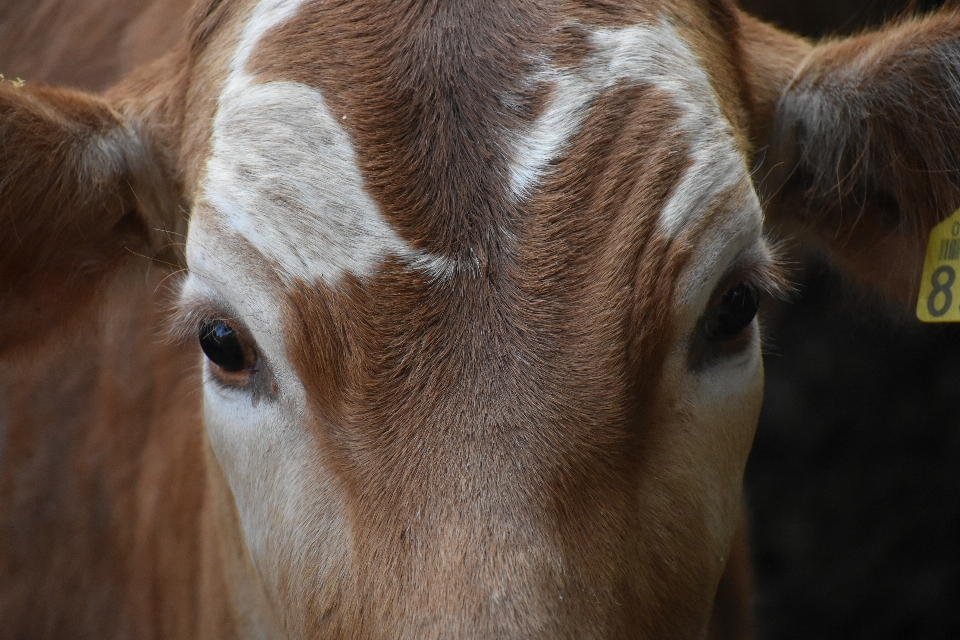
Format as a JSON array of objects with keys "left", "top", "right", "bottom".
[
  {"left": 708, "top": 282, "right": 760, "bottom": 338},
  {"left": 199, "top": 319, "right": 256, "bottom": 374},
  {"left": 706, "top": 282, "right": 760, "bottom": 340}
]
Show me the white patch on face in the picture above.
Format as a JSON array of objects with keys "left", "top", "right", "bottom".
[
  {"left": 201, "top": 0, "right": 456, "bottom": 287},
  {"left": 205, "top": 81, "right": 442, "bottom": 285},
  {"left": 182, "top": 217, "right": 352, "bottom": 622},
  {"left": 508, "top": 57, "right": 600, "bottom": 201},
  {"left": 509, "top": 19, "right": 753, "bottom": 239}
]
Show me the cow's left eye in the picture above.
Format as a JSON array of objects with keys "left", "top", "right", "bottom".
[
  {"left": 694, "top": 279, "right": 761, "bottom": 364},
  {"left": 199, "top": 319, "right": 258, "bottom": 378},
  {"left": 707, "top": 282, "right": 759, "bottom": 339}
]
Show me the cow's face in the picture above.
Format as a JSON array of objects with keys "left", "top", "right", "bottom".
[
  {"left": 171, "top": 0, "right": 779, "bottom": 636},
  {"left": 4, "top": 0, "right": 959, "bottom": 637}
]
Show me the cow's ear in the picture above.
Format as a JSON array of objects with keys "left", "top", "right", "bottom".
[
  {"left": 743, "top": 10, "right": 960, "bottom": 304},
  {"left": 0, "top": 80, "right": 180, "bottom": 352}
]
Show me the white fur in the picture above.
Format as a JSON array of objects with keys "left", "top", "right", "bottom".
[
  {"left": 202, "top": 0, "right": 455, "bottom": 288},
  {"left": 205, "top": 80, "right": 434, "bottom": 286},
  {"left": 509, "top": 19, "right": 754, "bottom": 239},
  {"left": 508, "top": 63, "right": 598, "bottom": 200}
]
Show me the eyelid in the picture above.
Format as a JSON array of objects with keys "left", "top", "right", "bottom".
[
  {"left": 714, "top": 243, "right": 790, "bottom": 305},
  {"left": 168, "top": 286, "right": 247, "bottom": 345}
]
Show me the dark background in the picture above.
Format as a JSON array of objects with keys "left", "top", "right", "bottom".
[{"left": 738, "top": 1, "right": 960, "bottom": 638}]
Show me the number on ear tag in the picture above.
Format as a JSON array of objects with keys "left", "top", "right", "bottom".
[{"left": 917, "top": 208, "right": 960, "bottom": 322}]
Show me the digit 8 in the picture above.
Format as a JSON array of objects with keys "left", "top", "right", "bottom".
[{"left": 927, "top": 265, "right": 956, "bottom": 317}]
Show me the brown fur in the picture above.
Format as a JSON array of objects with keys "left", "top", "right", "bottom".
[
  {"left": 0, "top": 81, "right": 178, "bottom": 353},
  {"left": 276, "top": 80, "right": 695, "bottom": 637},
  {"left": 243, "top": 3, "right": 741, "bottom": 634},
  {"left": 0, "top": 0, "right": 194, "bottom": 92},
  {"left": 0, "top": 272, "right": 227, "bottom": 638},
  {"left": 3, "top": 0, "right": 959, "bottom": 638}
]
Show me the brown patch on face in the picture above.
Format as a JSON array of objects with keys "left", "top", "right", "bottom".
[
  {"left": 284, "top": 274, "right": 374, "bottom": 426},
  {"left": 278, "top": 74, "right": 712, "bottom": 636},
  {"left": 249, "top": 0, "right": 555, "bottom": 272},
  {"left": 551, "top": 22, "right": 594, "bottom": 69}
]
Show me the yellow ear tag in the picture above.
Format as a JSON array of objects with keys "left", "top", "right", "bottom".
[{"left": 917, "top": 207, "right": 960, "bottom": 322}]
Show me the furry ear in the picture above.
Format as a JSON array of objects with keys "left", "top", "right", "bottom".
[
  {"left": 746, "top": 11, "right": 960, "bottom": 304},
  {"left": 0, "top": 80, "right": 180, "bottom": 352}
]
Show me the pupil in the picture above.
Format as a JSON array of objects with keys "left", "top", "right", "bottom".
[
  {"left": 716, "top": 283, "right": 759, "bottom": 337},
  {"left": 199, "top": 319, "right": 247, "bottom": 372}
]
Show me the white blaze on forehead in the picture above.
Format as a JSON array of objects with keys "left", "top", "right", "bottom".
[
  {"left": 198, "top": 0, "right": 453, "bottom": 287},
  {"left": 510, "top": 19, "right": 756, "bottom": 238},
  {"left": 205, "top": 81, "right": 434, "bottom": 285}
]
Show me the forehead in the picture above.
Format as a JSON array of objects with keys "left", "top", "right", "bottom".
[{"left": 188, "top": 0, "right": 760, "bottom": 305}]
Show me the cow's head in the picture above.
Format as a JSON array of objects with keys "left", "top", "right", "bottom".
[{"left": 3, "top": 0, "right": 959, "bottom": 637}]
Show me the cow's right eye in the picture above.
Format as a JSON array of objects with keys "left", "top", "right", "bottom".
[{"left": 199, "top": 319, "right": 256, "bottom": 374}]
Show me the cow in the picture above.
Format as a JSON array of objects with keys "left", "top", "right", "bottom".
[{"left": 1, "top": 0, "right": 958, "bottom": 637}]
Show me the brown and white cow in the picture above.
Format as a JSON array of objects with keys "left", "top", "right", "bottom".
[{"left": 1, "top": 0, "right": 958, "bottom": 638}]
